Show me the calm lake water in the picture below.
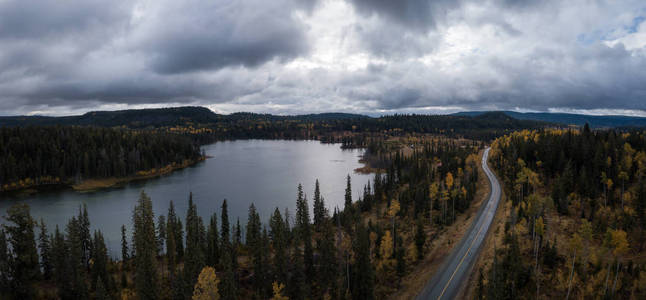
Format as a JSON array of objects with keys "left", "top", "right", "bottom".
[{"left": 0, "top": 140, "right": 371, "bottom": 257}]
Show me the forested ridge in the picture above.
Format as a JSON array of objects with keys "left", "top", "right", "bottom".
[
  {"left": 0, "top": 126, "right": 202, "bottom": 192},
  {"left": 478, "top": 126, "right": 646, "bottom": 299},
  {"left": 0, "top": 137, "right": 483, "bottom": 299},
  {"left": 0, "top": 106, "right": 550, "bottom": 143}
]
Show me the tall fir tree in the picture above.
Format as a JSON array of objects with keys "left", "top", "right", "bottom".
[
  {"left": 133, "top": 191, "right": 159, "bottom": 300},
  {"left": 184, "top": 193, "right": 206, "bottom": 297},
  {"left": 4, "top": 203, "right": 40, "bottom": 298},
  {"left": 313, "top": 179, "right": 328, "bottom": 230},
  {"left": 219, "top": 199, "right": 237, "bottom": 300},
  {"left": 38, "top": 218, "right": 52, "bottom": 280},
  {"left": 91, "top": 230, "right": 110, "bottom": 294},
  {"left": 269, "top": 208, "right": 288, "bottom": 286},
  {"left": 351, "top": 224, "right": 375, "bottom": 300},
  {"left": 0, "top": 229, "right": 10, "bottom": 294},
  {"left": 206, "top": 213, "right": 220, "bottom": 268}
]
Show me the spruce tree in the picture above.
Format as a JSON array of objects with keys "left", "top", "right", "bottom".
[
  {"left": 0, "top": 229, "right": 10, "bottom": 294},
  {"left": 246, "top": 204, "right": 264, "bottom": 298},
  {"left": 313, "top": 179, "right": 328, "bottom": 230},
  {"left": 38, "top": 218, "right": 52, "bottom": 280},
  {"left": 121, "top": 224, "right": 129, "bottom": 262},
  {"left": 269, "top": 208, "right": 288, "bottom": 285},
  {"left": 295, "top": 184, "right": 313, "bottom": 295},
  {"left": 184, "top": 193, "right": 206, "bottom": 297},
  {"left": 316, "top": 219, "right": 338, "bottom": 298},
  {"left": 157, "top": 215, "right": 166, "bottom": 256},
  {"left": 414, "top": 218, "right": 426, "bottom": 260},
  {"left": 219, "top": 199, "right": 237, "bottom": 299},
  {"left": 66, "top": 217, "right": 89, "bottom": 299},
  {"left": 351, "top": 224, "right": 375, "bottom": 300},
  {"left": 78, "top": 204, "right": 92, "bottom": 270},
  {"left": 91, "top": 230, "right": 110, "bottom": 294},
  {"left": 4, "top": 203, "right": 40, "bottom": 298},
  {"left": 133, "top": 191, "right": 158, "bottom": 300},
  {"left": 206, "top": 213, "right": 219, "bottom": 268}
]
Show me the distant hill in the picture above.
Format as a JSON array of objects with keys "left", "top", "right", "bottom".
[
  {"left": 454, "top": 111, "right": 646, "bottom": 128},
  {"left": 0, "top": 107, "right": 370, "bottom": 128}
]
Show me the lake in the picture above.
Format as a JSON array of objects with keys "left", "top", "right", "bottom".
[{"left": 0, "top": 140, "right": 372, "bottom": 257}]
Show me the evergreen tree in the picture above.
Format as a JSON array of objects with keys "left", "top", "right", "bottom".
[
  {"left": 313, "top": 179, "right": 328, "bottom": 230},
  {"left": 0, "top": 229, "right": 10, "bottom": 294},
  {"left": 119, "top": 224, "right": 128, "bottom": 260},
  {"left": 166, "top": 212, "right": 177, "bottom": 278},
  {"left": 295, "top": 184, "right": 314, "bottom": 295},
  {"left": 246, "top": 204, "right": 265, "bottom": 298},
  {"left": 351, "top": 224, "right": 375, "bottom": 300},
  {"left": 78, "top": 204, "right": 92, "bottom": 270},
  {"left": 269, "top": 208, "right": 288, "bottom": 285},
  {"left": 184, "top": 193, "right": 206, "bottom": 298},
  {"left": 4, "top": 203, "right": 40, "bottom": 298},
  {"left": 38, "top": 218, "right": 52, "bottom": 280},
  {"left": 133, "top": 191, "right": 159, "bottom": 300},
  {"left": 157, "top": 215, "right": 166, "bottom": 256},
  {"left": 206, "top": 213, "right": 220, "bottom": 268},
  {"left": 91, "top": 230, "right": 110, "bottom": 294},
  {"left": 51, "top": 225, "right": 71, "bottom": 297},
  {"left": 316, "top": 219, "right": 338, "bottom": 298},
  {"left": 219, "top": 199, "right": 237, "bottom": 300},
  {"left": 66, "top": 216, "right": 89, "bottom": 299}
]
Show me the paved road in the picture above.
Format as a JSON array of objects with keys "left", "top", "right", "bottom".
[{"left": 416, "top": 147, "right": 501, "bottom": 300}]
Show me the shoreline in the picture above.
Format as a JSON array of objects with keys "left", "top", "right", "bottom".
[{"left": 1, "top": 156, "right": 207, "bottom": 195}]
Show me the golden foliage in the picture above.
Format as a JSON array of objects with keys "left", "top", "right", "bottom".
[
  {"left": 271, "top": 282, "right": 288, "bottom": 300},
  {"left": 192, "top": 266, "right": 220, "bottom": 300}
]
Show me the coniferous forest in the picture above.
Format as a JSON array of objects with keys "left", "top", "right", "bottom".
[
  {"left": 480, "top": 126, "right": 646, "bottom": 299},
  {"left": 0, "top": 137, "right": 481, "bottom": 299}
]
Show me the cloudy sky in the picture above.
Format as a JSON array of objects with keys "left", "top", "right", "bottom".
[{"left": 0, "top": 0, "right": 645, "bottom": 116}]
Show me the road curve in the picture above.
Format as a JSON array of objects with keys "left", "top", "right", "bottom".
[{"left": 416, "top": 147, "right": 501, "bottom": 300}]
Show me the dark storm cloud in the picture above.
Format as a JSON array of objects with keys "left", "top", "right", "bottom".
[
  {"left": 141, "top": 0, "right": 311, "bottom": 74},
  {"left": 348, "top": 0, "right": 460, "bottom": 30},
  {"left": 0, "top": 0, "right": 130, "bottom": 40}
]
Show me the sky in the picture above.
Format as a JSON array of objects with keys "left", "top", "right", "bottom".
[{"left": 0, "top": 0, "right": 645, "bottom": 116}]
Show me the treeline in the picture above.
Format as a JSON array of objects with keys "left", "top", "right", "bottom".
[
  {"left": 0, "top": 138, "right": 481, "bottom": 299},
  {"left": 479, "top": 126, "right": 646, "bottom": 298},
  {"left": 0, "top": 126, "right": 202, "bottom": 191}
]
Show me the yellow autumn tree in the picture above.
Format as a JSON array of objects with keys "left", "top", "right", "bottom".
[
  {"left": 192, "top": 266, "right": 220, "bottom": 300},
  {"left": 445, "top": 172, "right": 454, "bottom": 190},
  {"left": 271, "top": 282, "right": 288, "bottom": 300}
]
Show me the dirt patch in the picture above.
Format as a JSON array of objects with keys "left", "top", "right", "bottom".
[{"left": 390, "top": 149, "right": 491, "bottom": 300}]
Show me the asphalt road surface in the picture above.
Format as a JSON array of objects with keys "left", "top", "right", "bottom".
[{"left": 416, "top": 147, "right": 502, "bottom": 300}]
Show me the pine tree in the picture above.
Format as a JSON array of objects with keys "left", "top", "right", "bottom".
[
  {"left": 119, "top": 224, "right": 128, "bottom": 262},
  {"left": 184, "top": 193, "right": 206, "bottom": 297},
  {"left": 91, "top": 230, "right": 110, "bottom": 294},
  {"left": 157, "top": 215, "right": 166, "bottom": 256},
  {"left": 313, "top": 179, "right": 328, "bottom": 230},
  {"left": 219, "top": 199, "right": 237, "bottom": 300},
  {"left": 66, "top": 216, "right": 89, "bottom": 299},
  {"left": 316, "top": 219, "right": 338, "bottom": 298},
  {"left": 295, "top": 184, "right": 313, "bottom": 295},
  {"left": 38, "top": 218, "right": 52, "bottom": 280},
  {"left": 133, "top": 191, "right": 159, "bottom": 300},
  {"left": 78, "top": 204, "right": 92, "bottom": 270},
  {"left": 351, "top": 224, "right": 375, "bottom": 300},
  {"left": 0, "top": 229, "right": 10, "bottom": 294},
  {"left": 4, "top": 203, "right": 40, "bottom": 298},
  {"left": 206, "top": 213, "right": 220, "bottom": 267},
  {"left": 246, "top": 204, "right": 264, "bottom": 297},
  {"left": 51, "top": 225, "right": 71, "bottom": 297},
  {"left": 269, "top": 208, "right": 288, "bottom": 285}
]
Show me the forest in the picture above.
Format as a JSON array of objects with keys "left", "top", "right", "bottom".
[
  {"left": 479, "top": 125, "right": 646, "bottom": 298},
  {"left": 0, "top": 126, "right": 202, "bottom": 192},
  {"left": 0, "top": 138, "right": 482, "bottom": 299}
]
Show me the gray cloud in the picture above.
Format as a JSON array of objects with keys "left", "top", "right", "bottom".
[{"left": 0, "top": 0, "right": 645, "bottom": 116}]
